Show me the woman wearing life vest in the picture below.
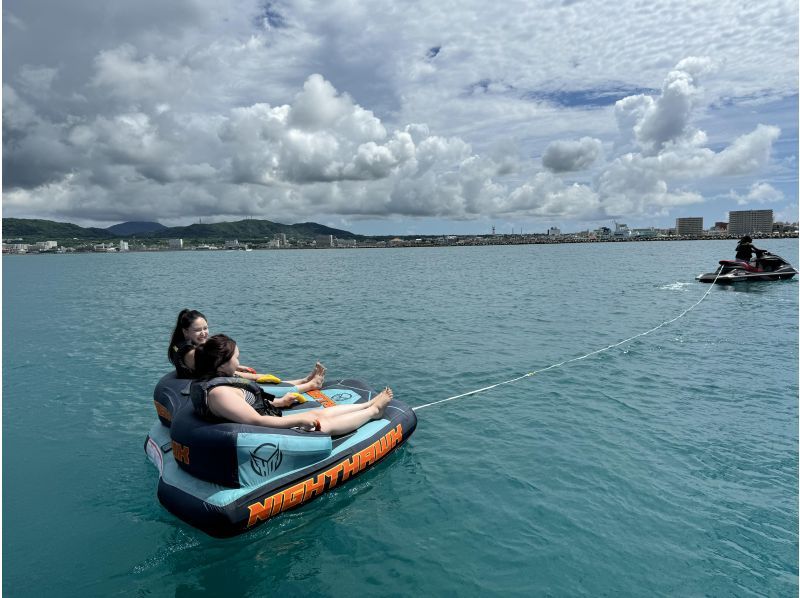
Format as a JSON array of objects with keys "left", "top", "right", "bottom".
[
  {"left": 167, "top": 308, "right": 324, "bottom": 389},
  {"left": 192, "top": 334, "right": 393, "bottom": 433}
]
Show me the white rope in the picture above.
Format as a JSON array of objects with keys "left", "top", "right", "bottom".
[{"left": 413, "top": 272, "right": 722, "bottom": 412}]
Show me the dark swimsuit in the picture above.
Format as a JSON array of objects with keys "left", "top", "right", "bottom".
[
  {"left": 190, "top": 377, "right": 282, "bottom": 422},
  {"left": 242, "top": 388, "right": 282, "bottom": 417},
  {"left": 169, "top": 340, "right": 196, "bottom": 378}
]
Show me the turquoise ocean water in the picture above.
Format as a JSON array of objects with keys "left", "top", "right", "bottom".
[{"left": 3, "top": 239, "right": 798, "bottom": 596}]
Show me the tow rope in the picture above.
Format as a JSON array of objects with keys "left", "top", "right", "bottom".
[{"left": 413, "top": 270, "right": 723, "bottom": 412}]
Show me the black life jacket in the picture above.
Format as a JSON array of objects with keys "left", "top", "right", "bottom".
[
  {"left": 190, "top": 376, "right": 280, "bottom": 421},
  {"left": 169, "top": 340, "right": 196, "bottom": 378}
]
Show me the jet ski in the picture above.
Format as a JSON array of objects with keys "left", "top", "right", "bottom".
[{"left": 696, "top": 251, "right": 798, "bottom": 283}]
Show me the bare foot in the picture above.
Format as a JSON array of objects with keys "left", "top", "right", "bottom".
[
  {"left": 308, "top": 371, "right": 325, "bottom": 391},
  {"left": 372, "top": 387, "right": 393, "bottom": 417},
  {"left": 303, "top": 361, "right": 326, "bottom": 383}
]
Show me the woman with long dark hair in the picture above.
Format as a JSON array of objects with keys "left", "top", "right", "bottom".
[
  {"left": 192, "top": 335, "right": 392, "bottom": 433},
  {"left": 167, "top": 309, "right": 324, "bottom": 390},
  {"left": 168, "top": 309, "right": 209, "bottom": 378}
]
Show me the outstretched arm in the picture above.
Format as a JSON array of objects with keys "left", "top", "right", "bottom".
[{"left": 207, "top": 387, "right": 317, "bottom": 430}]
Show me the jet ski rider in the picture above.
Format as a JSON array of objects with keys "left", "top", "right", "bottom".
[{"left": 735, "top": 235, "right": 765, "bottom": 265}]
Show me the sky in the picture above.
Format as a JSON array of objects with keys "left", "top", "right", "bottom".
[{"left": 3, "top": 0, "right": 798, "bottom": 236}]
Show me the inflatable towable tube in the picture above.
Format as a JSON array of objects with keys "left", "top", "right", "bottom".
[{"left": 144, "top": 372, "right": 417, "bottom": 538}]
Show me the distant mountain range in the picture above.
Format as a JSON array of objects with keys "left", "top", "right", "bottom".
[
  {"left": 2, "top": 218, "right": 364, "bottom": 243},
  {"left": 106, "top": 221, "right": 168, "bottom": 235}
]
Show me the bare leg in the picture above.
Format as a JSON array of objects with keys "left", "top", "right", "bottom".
[
  {"left": 316, "top": 388, "right": 393, "bottom": 435},
  {"left": 292, "top": 369, "right": 326, "bottom": 394},
  {"left": 311, "top": 387, "right": 392, "bottom": 416},
  {"left": 286, "top": 362, "right": 326, "bottom": 386},
  {"left": 316, "top": 402, "right": 373, "bottom": 416}
]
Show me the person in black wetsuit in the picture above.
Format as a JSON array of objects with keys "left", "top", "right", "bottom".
[{"left": 734, "top": 235, "right": 765, "bottom": 264}]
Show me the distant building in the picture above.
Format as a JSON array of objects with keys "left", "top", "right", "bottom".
[
  {"left": 773, "top": 221, "right": 799, "bottom": 234},
  {"left": 613, "top": 223, "right": 631, "bottom": 238},
  {"left": 729, "top": 210, "right": 773, "bottom": 236},
  {"left": 168, "top": 239, "right": 183, "bottom": 250},
  {"left": 119, "top": 240, "right": 129, "bottom": 252},
  {"left": 714, "top": 221, "right": 728, "bottom": 231},
  {"left": 547, "top": 226, "right": 561, "bottom": 236},
  {"left": 273, "top": 233, "right": 287, "bottom": 247},
  {"left": 4, "top": 243, "right": 28, "bottom": 254},
  {"left": 632, "top": 228, "right": 657, "bottom": 238},
  {"left": 676, "top": 217, "right": 703, "bottom": 236},
  {"left": 224, "top": 239, "right": 240, "bottom": 250},
  {"left": 315, "top": 235, "right": 333, "bottom": 248},
  {"left": 34, "top": 241, "right": 58, "bottom": 251},
  {"left": 335, "top": 238, "right": 357, "bottom": 248}
]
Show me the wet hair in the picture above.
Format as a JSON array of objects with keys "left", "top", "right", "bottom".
[
  {"left": 167, "top": 309, "right": 207, "bottom": 363},
  {"left": 193, "top": 334, "right": 237, "bottom": 379}
]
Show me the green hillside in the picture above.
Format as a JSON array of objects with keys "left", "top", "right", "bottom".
[
  {"left": 3, "top": 218, "right": 114, "bottom": 241},
  {"left": 2, "top": 217, "right": 364, "bottom": 243},
  {"left": 140, "top": 219, "right": 363, "bottom": 241}
]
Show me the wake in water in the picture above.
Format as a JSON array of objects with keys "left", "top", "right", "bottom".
[
  {"left": 658, "top": 281, "right": 693, "bottom": 291},
  {"left": 131, "top": 530, "right": 200, "bottom": 574}
]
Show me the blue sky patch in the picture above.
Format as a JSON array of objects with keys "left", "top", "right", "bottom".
[
  {"left": 523, "top": 85, "right": 658, "bottom": 107},
  {"left": 255, "top": 2, "right": 287, "bottom": 29}
]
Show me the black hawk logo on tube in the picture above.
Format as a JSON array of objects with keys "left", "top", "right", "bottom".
[{"left": 250, "top": 443, "right": 283, "bottom": 476}]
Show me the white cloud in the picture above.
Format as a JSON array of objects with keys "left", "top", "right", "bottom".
[
  {"left": 18, "top": 65, "right": 58, "bottom": 96},
  {"left": 218, "top": 77, "right": 425, "bottom": 185},
  {"left": 3, "top": 63, "right": 787, "bottom": 224},
  {"left": 731, "top": 181, "right": 784, "bottom": 205},
  {"left": 3, "top": 0, "right": 795, "bottom": 229},
  {"left": 505, "top": 174, "right": 602, "bottom": 219},
  {"left": 542, "top": 137, "right": 603, "bottom": 172},
  {"left": 91, "top": 44, "right": 193, "bottom": 104},
  {"left": 711, "top": 125, "right": 781, "bottom": 176},
  {"left": 617, "top": 57, "right": 715, "bottom": 156}
]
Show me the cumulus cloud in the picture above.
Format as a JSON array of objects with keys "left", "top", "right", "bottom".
[
  {"left": 91, "top": 44, "right": 193, "bottom": 104},
  {"left": 581, "top": 59, "right": 783, "bottom": 218},
  {"left": 711, "top": 125, "right": 781, "bottom": 176},
  {"left": 218, "top": 75, "right": 420, "bottom": 185},
  {"left": 615, "top": 57, "right": 716, "bottom": 156},
  {"left": 504, "top": 174, "right": 602, "bottom": 218},
  {"left": 731, "top": 181, "right": 784, "bottom": 205},
  {"left": 3, "top": 0, "right": 790, "bottom": 234},
  {"left": 542, "top": 137, "right": 602, "bottom": 172}
]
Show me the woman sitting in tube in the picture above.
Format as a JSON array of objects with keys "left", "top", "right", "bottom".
[
  {"left": 192, "top": 334, "right": 393, "bottom": 433},
  {"left": 168, "top": 308, "right": 324, "bottom": 391}
]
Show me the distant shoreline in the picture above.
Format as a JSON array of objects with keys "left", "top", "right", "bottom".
[{"left": 4, "top": 232, "right": 797, "bottom": 255}]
